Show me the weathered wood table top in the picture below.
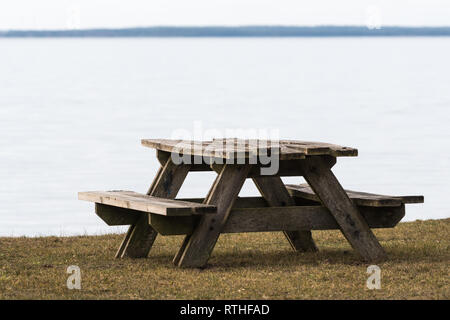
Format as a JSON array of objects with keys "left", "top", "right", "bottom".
[{"left": 141, "top": 138, "right": 358, "bottom": 159}]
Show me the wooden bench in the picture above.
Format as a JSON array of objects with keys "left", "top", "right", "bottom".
[
  {"left": 79, "top": 185, "right": 423, "bottom": 237},
  {"left": 78, "top": 191, "right": 217, "bottom": 236},
  {"left": 286, "top": 184, "right": 424, "bottom": 207}
]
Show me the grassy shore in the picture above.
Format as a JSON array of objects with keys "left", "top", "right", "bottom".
[{"left": 0, "top": 219, "right": 448, "bottom": 299}]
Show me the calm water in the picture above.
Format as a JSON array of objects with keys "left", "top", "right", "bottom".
[{"left": 0, "top": 38, "right": 448, "bottom": 236}]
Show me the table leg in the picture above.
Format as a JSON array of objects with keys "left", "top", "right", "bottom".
[
  {"left": 115, "top": 158, "right": 191, "bottom": 258},
  {"left": 253, "top": 176, "right": 318, "bottom": 252},
  {"left": 300, "top": 156, "right": 386, "bottom": 262},
  {"left": 174, "top": 164, "right": 251, "bottom": 268}
]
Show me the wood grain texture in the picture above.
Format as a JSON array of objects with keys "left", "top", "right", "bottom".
[
  {"left": 223, "top": 204, "right": 405, "bottom": 233},
  {"left": 299, "top": 156, "right": 387, "bottom": 262},
  {"left": 116, "top": 214, "right": 155, "bottom": 258},
  {"left": 116, "top": 159, "right": 191, "bottom": 258},
  {"left": 180, "top": 196, "right": 269, "bottom": 208},
  {"left": 157, "top": 150, "right": 211, "bottom": 172},
  {"left": 252, "top": 176, "right": 318, "bottom": 252},
  {"left": 146, "top": 161, "right": 191, "bottom": 198},
  {"left": 78, "top": 191, "right": 216, "bottom": 216},
  {"left": 94, "top": 203, "right": 140, "bottom": 226},
  {"left": 216, "top": 156, "right": 337, "bottom": 177},
  {"left": 94, "top": 203, "right": 405, "bottom": 234},
  {"left": 149, "top": 214, "right": 197, "bottom": 235},
  {"left": 287, "top": 183, "right": 424, "bottom": 207},
  {"left": 175, "top": 164, "right": 252, "bottom": 268},
  {"left": 141, "top": 138, "right": 357, "bottom": 161},
  {"left": 158, "top": 149, "right": 338, "bottom": 177}
]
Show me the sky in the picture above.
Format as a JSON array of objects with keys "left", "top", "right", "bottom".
[{"left": 0, "top": 0, "right": 449, "bottom": 30}]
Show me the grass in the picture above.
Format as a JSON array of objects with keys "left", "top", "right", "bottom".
[{"left": 0, "top": 219, "right": 448, "bottom": 299}]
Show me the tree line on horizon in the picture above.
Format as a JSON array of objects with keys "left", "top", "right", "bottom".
[{"left": 1, "top": 26, "right": 450, "bottom": 37}]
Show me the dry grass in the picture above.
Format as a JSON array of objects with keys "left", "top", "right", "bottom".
[{"left": 0, "top": 219, "right": 448, "bottom": 299}]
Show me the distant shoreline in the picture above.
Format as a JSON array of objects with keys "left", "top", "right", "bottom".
[{"left": 1, "top": 26, "right": 450, "bottom": 37}]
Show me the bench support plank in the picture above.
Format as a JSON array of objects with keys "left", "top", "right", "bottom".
[
  {"left": 252, "top": 176, "right": 318, "bottom": 252},
  {"left": 95, "top": 203, "right": 140, "bottom": 226},
  {"left": 95, "top": 202, "right": 405, "bottom": 233},
  {"left": 286, "top": 183, "right": 424, "bottom": 207},
  {"left": 224, "top": 205, "right": 405, "bottom": 233},
  {"left": 149, "top": 214, "right": 197, "bottom": 235}
]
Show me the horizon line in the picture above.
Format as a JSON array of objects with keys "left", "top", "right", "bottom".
[
  {"left": 2, "top": 25, "right": 450, "bottom": 37},
  {"left": 3, "top": 25, "right": 450, "bottom": 32}
]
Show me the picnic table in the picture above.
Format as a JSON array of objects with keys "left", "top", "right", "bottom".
[{"left": 79, "top": 138, "right": 423, "bottom": 268}]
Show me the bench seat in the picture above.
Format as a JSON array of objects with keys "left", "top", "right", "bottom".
[
  {"left": 79, "top": 185, "right": 422, "bottom": 236},
  {"left": 78, "top": 191, "right": 217, "bottom": 216},
  {"left": 286, "top": 183, "right": 424, "bottom": 207}
]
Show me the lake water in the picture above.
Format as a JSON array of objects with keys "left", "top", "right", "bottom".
[{"left": 0, "top": 37, "right": 448, "bottom": 236}]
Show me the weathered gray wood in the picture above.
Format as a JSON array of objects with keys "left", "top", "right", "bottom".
[
  {"left": 223, "top": 204, "right": 405, "bottom": 233},
  {"left": 287, "top": 183, "right": 424, "bottom": 207},
  {"left": 146, "top": 161, "right": 191, "bottom": 198},
  {"left": 253, "top": 176, "right": 318, "bottom": 252},
  {"left": 116, "top": 159, "right": 191, "bottom": 258},
  {"left": 280, "top": 139, "right": 358, "bottom": 157},
  {"left": 157, "top": 153, "right": 337, "bottom": 177},
  {"left": 95, "top": 203, "right": 140, "bottom": 226},
  {"left": 157, "top": 150, "right": 213, "bottom": 172},
  {"left": 97, "top": 203, "right": 404, "bottom": 234},
  {"left": 116, "top": 214, "right": 155, "bottom": 258},
  {"left": 149, "top": 214, "right": 197, "bottom": 235},
  {"left": 299, "top": 156, "right": 387, "bottom": 262},
  {"left": 210, "top": 156, "right": 337, "bottom": 177},
  {"left": 95, "top": 202, "right": 196, "bottom": 233},
  {"left": 142, "top": 138, "right": 357, "bottom": 161},
  {"left": 175, "top": 164, "right": 252, "bottom": 268},
  {"left": 78, "top": 191, "right": 216, "bottom": 216},
  {"left": 181, "top": 196, "right": 269, "bottom": 208},
  {"left": 143, "top": 139, "right": 281, "bottom": 160}
]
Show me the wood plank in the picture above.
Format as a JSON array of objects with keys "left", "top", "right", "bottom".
[
  {"left": 175, "top": 164, "right": 251, "bottom": 268},
  {"left": 159, "top": 149, "right": 337, "bottom": 177},
  {"left": 143, "top": 139, "right": 249, "bottom": 160},
  {"left": 287, "top": 183, "right": 424, "bottom": 207},
  {"left": 146, "top": 161, "right": 191, "bottom": 198},
  {"left": 78, "top": 190, "right": 216, "bottom": 216},
  {"left": 223, "top": 204, "right": 405, "bottom": 233},
  {"left": 141, "top": 138, "right": 357, "bottom": 160},
  {"left": 116, "top": 213, "right": 155, "bottom": 259},
  {"left": 253, "top": 176, "right": 318, "bottom": 252},
  {"left": 96, "top": 203, "right": 404, "bottom": 234},
  {"left": 95, "top": 203, "right": 140, "bottom": 226},
  {"left": 209, "top": 138, "right": 301, "bottom": 160},
  {"left": 116, "top": 159, "right": 191, "bottom": 258},
  {"left": 149, "top": 214, "right": 197, "bottom": 235},
  {"left": 95, "top": 202, "right": 196, "bottom": 233},
  {"left": 299, "top": 156, "right": 386, "bottom": 262},
  {"left": 280, "top": 140, "right": 358, "bottom": 157},
  {"left": 157, "top": 150, "right": 211, "bottom": 171},
  {"left": 215, "top": 156, "right": 337, "bottom": 177},
  {"left": 212, "top": 138, "right": 358, "bottom": 158},
  {"left": 181, "top": 196, "right": 269, "bottom": 208}
]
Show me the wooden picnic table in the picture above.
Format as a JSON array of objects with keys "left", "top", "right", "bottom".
[{"left": 79, "top": 138, "right": 423, "bottom": 268}]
